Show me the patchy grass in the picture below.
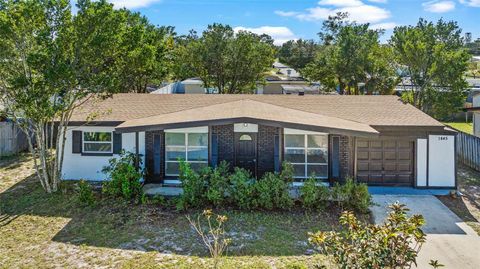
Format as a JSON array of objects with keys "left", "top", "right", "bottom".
[
  {"left": 437, "top": 165, "right": 480, "bottom": 235},
  {"left": 442, "top": 122, "right": 473, "bottom": 135},
  {"left": 0, "top": 154, "right": 360, "bottom": 268}
]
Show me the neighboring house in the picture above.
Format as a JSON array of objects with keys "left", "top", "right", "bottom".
[
  {"left": 63, "top": 94, "right": 456, "bottom": 189},
  {"left": 467, "top": 92, "right": 480, "bottom": 137},
  {"left": 151, "top": 78, "right": 212, "bottom": 94},
  {"left": 257, "top": 76, "right": 319, "bottom": 95},
  {"left": 272, "top": 61, "right": 301, "bottom": 78}
]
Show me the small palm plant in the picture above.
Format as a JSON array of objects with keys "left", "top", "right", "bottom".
[{"left": 187, "top": 209, "right": 231, "bottom": 268}]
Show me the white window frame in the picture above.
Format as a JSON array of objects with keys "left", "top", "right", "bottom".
[
  {"left": 82, "top": 131, "right": 113, "bottom": 154},
  {"left": 284, "top": 133, "right": 328, "bottom": 180},
  {"left": 165, "top": 132, "right": 208, "bottom": 176}
]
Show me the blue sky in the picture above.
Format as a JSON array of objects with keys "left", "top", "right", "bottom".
[{"left": 106, "top": 0, "right": 479, "bottom": 44}]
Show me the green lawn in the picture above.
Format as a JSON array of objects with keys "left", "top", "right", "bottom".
[
  {"left": 0, "top": 155, "right": 359, "bottom": 268},
  {"left": 442, "top": 122, "right": 473, "bottom": 134}
]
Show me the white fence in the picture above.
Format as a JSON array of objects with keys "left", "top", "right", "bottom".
[{"left": 0, "top": 122, "right": 29, "bottom": 157}]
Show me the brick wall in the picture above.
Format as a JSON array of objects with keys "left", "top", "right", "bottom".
[
  {"left": 339, "top": 135, "right": 354, "bottom": 181},
  {"left": 211, "top": 124, "right": 235, "bottom": 169},
  {"left": 257, "top": 125, "right": 281, "bottom": 177},
  {"left": 145, "top": 130, "right": 164, "bottom": 183}
]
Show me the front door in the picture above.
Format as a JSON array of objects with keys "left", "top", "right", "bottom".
[{"left": 235, "top": 133, "right": 257, "bottom": 177}]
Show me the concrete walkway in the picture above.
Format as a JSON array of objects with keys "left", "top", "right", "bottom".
[{"left": 371, "top": 195, "right": 480, "bottom": 269}]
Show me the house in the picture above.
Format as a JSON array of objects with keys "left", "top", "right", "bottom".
[
  {"left": 256, "top": 76, "right": 319, "bottom": 95},
  {"left": 150, "top": 78, "right": 212, "bottom": 94},
  {"left": 62, "top": 94, "right": 457, "bottom": 189},
  {"left": 272, "top": 61, "right": 301, "bottom": 78}
]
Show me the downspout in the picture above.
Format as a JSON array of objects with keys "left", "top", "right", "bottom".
[{"left": 135, "top": 131, "right": 140, "bottom": 170}]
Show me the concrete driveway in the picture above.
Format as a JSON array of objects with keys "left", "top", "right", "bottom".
[{"left": 371, "top": 195, "right": 480, "bottom": 269}]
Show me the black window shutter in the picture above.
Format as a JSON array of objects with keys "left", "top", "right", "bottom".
[
  {"left": 331, "top": 136, "right": 340, "bottom": 179},
  {"left": 210, "top": 134, "right": 218, "bottom": 168},
  {"left": 274, "top": 134, "right": 280, "bottom": 172},
  {"left": 153, "top": 134, "right": 161, "bottom": 175},
  {"left": 72, "top": 130, "right": 82, "bottom": 154},
  {"left": 113, "top": 132, "right": 122, "bottom": 154}
]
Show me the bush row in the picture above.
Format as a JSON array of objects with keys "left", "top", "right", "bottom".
[
  {"left": 76, "top": 151, "right": 371, "bottom": 213},
  {"left": 178, "top": 160, "right": 372, "bottom": 212},
  {"left": 301, "top": 177, "right": 371, "bottom": 213},
  {"left": 177, "top": 161, "right": 294, "bottom": 210}
]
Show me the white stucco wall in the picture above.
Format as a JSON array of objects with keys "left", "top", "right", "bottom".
[
  {"left": 428, "top": 135, "right": 455, "bottom": 187},
  {"left": 474, "top": 113, "right": 480, "bottom": 137},
  {"left": 416, "top": 139, "right": 428, "bottom": 187},
  {"left": 62, "top": 126, "right": 145, "bottom": 181},
  {"left": 473, "top": 94, "right": 480, "bottom": 137}
]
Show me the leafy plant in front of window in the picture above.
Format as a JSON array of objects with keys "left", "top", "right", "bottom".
[
  {"left": 253, "top": 163, "right": 294, "bottom": 210},
  {"left": 177, "top": 160, "right": 207, "bottom": 210},
  {"left": 102, "top": 151, "right": 143, "bottom": 202},
  {"left": 300, "top": 177, "right": 330, "bottom": 210},
  {"left": 309, "top": 202, "right": 427, "bottom": 269}
]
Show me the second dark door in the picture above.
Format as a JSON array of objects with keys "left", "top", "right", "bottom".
[{"left": 235, "top": 133, "right": 257, "bottom": 177}]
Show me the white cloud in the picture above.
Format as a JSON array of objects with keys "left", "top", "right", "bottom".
[
  {"left": 275, "top": 10, "right": 300, "bottom": 17},
  {"left": 317, "top": 0, "right": 363, "bottom": 6},
  {"left": 459, "top": 0, "right": 480, "bottom": 7},
  {"left": 108, "top": 0, "right": 162, "bottom": 9},
  {"left": 233, "top": 26, "right": 297, "bottom": 45},
  {"left": 422, "top": 1, "right": 455, "bottom": 13},
  {"left": 368, "top": 0, "right": 388, "bottom": 3},
  {"left": 370, "top": 22, "right": 396, "bottom": 30},
  {"left": 275, "top": 0, "right": 391, "bottom": 24}
]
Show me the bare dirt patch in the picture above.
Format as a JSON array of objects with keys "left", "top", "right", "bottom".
[{"left": 437, "top": 165, "right": 480, "bottom": 235}]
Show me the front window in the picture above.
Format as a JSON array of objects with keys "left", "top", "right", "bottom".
[
  {"left": 83, "top": 132, "right": 112, "bottom": 153},
  {"left": 165, "top": 132, "right": 208, "bottom": 176},
  {"left": 284, "top": 134, "right": 328, "bottom": 181}
]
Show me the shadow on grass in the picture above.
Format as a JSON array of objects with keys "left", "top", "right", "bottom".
[{"left": 0, "top": 171, "right": 343, "bottom": 257}]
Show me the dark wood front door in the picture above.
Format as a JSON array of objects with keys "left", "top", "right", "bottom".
[
  {"left": 356, "top": 139, "right": 414, "bottom": 186},
  {"left": 235, "top": 133, "right": 257, "bottom": 177}
]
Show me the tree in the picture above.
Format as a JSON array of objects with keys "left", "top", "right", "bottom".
[
  {"left": 277, "top": 39, "right": 317, "bottom": 70},
  {"left": 74, "top": 1, "right": 174, "bottom": 93},
  {"left": 0, "top": 0, "right": 146, "bottom": 193},
  {"left": 173, "top": 24, "right": 275, "bottom": 94},
  {"left": 390, "top": 18, "right": 470, "bottom": 119},
  {"left": 303, "top": 13, "right": 399, "bottom": 95}
]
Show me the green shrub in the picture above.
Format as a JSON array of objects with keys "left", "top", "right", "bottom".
[
  {"left": 254, "top": 171, "right": 293, "bottom": 210},
  {"left": 309, "top": 203, "right": 426, "bottom": 269},
  {"left": 348, "top": 180, "right": 371, "bottom": 213},
  {"left": 77, "top": 180, "right": 95, "bottom": 206},
  {"left": 102, "top": 151, "right": 143, "bottom": 202},
  {"left": 141, "top": 194, "right": 166, "bottom": 206},
  {"left": 205, "top": 161, "right": 230, "bottom": 207},
  {"left": 177, "top": 161, "right": 207, "bottom": 210},
  {"left": 331, "top": 178, "right": 371, "bottom": 213},
  {"left": 228, "top": 167, "right": 255, "bottom": 209},
  {"left": 300, "top": 177, "right": 330, "bottom": 210}
]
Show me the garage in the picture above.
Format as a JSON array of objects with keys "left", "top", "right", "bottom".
[{"left": 356, "top": 139, "right": 414, "bottom": 186}]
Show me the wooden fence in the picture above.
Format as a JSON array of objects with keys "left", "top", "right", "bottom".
[
  {"left": 0, "top": 122, "right": 29, "bottom": 157},
  {"left": 456, "top": 131, "right": 480, "bottom": 171}
]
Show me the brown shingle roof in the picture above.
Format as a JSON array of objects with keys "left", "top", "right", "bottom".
[
  {"left": 71, "top": 94, "right": 443, "bottom": 127},
  {"left": 116, "top": 99, "right": 379, "bottom": 136}
]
